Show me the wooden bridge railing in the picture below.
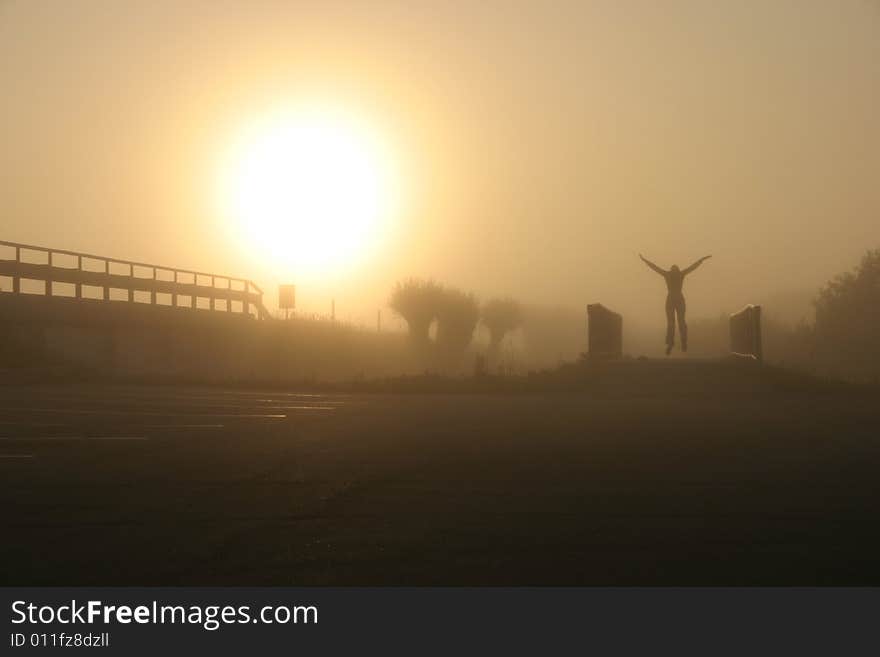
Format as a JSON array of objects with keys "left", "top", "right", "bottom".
[{"left": 0, "top": 240, "right": 270, "bottom": 320}]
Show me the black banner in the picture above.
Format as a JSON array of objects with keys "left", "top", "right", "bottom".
[{"left": 2, "top": 588, "right": 877, "bottom": 655}]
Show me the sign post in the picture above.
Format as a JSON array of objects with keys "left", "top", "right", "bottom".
[{"left": 278, "top": 284, "right": 296, "bottom": 320}]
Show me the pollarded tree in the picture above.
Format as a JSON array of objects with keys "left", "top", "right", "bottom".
[
  {"left": 436, "top": 288, "right": 480, "bottom": 364},
  {"left": 481, "top": 297, "right": 523, "bottom": 357},
  {"left": 814, "top": 248, "right": 880, "bottom": 380},
  {"left": 389, "top": 278, "right": 444, "bottom": 349}
]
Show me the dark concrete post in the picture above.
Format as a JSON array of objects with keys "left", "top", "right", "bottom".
[
  {"left": 46, "top": 251, "right": 52, "bottom": 296},
  {"left": 128, "top": 264, "right": 134, "bottom": 302},
  {"left": 75, "top": 255, "right": 82, "bottom": 299},
  {"left": 729, "top": 305, "right": 763, "bottom": 362},
  {"left": 103, "top": 260, "right": 109, "bottom": 301},
  {"left": 587, "top": 303, "right": 623, "bottom": 359},
  {"left": 12, "top": 246, "right": 20, "bottom": 294},
  {"left": 151, "top": 268, "right": 156, "bottom": 304}
]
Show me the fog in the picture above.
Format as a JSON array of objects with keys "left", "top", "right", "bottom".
[{"left": 2, "top": 0, "right": 878, "bottom": 332}]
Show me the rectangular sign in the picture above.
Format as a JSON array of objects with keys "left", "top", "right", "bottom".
[{"left": 278, "top": 284, "right": 296, "bottom": 310}]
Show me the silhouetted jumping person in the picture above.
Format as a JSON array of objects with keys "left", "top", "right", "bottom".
[{"left": 639, "top": 253, "right": 712, "bottom": 355}]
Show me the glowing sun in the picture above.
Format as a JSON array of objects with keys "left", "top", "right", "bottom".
[{"left": 220, "top": 106, "right": 398, "bottom": 278}]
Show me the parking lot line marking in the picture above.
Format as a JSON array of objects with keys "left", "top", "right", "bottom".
[
  {"left": 145, "top": 424, "right": 225, "bottom": 428},
  {"left": 283, "top": 406, "right": 336, "bottom": 411},
  {"left": 0, "top": 408, "right": 287, "bottom": 418},
  {"left": 0, "top": 420, "right": 64, "bottom": 426},
  {"left": 0, "top": 436, "right": 148, "bottom": 441}
]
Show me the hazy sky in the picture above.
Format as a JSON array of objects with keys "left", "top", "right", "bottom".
[{"left": 2, "top": 1, "right": 878, "bottom": 327}]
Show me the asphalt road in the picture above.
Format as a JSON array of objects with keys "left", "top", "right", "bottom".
[{"left": 2, "top": 377, "right": 879, "bottom": 585}]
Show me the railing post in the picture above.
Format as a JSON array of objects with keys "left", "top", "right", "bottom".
[
  {"left": 75, "top": 255, "right": 82, "bottom": 299},
  {"left": 752, "top": 306, "right": 763, "bottom": 363},
  {"left": 151, "top": 268, "right": 156, "bottom": 304},
  {"left": 190, "top": 274, "right": 196, "bottom": 309},
  {"left": 46, "top": 251, "right": 52, "bottom": 296},
  {"left": 227, "top": 280, "right": 232, "bottom": 312},
  {"left": 173, "top": 271, "right": 178, "bottom": 307},
  {"left": 128, "top": 263, "right": 134, "bottom": 302},
  {"left": 210, "top": 276, "right": 215, "bottom": 311},
  {"left": 12, "top": 246, "right": 20, "bottom": 294},
  {"left": 103, "top": 260, "right": 109, "bottom": 301}
]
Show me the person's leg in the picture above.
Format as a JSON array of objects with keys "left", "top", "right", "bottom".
[
  {"left": 665, "top": 296, "right": 675, "bottom": 355},
  {"left": 677, "top": 298, "right": 688, "bottom": 352}
]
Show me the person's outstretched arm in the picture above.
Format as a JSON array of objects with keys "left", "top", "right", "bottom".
[
  {"left": 639, "top": 253, "right": 666, "bottom": 276},
  {"left": 683, "top": 255, "right": 712, "bottom": 275}
]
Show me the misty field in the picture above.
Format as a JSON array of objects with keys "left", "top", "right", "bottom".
[{"left": 1, "top": 361, "right": 878, "bottom": 585}]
